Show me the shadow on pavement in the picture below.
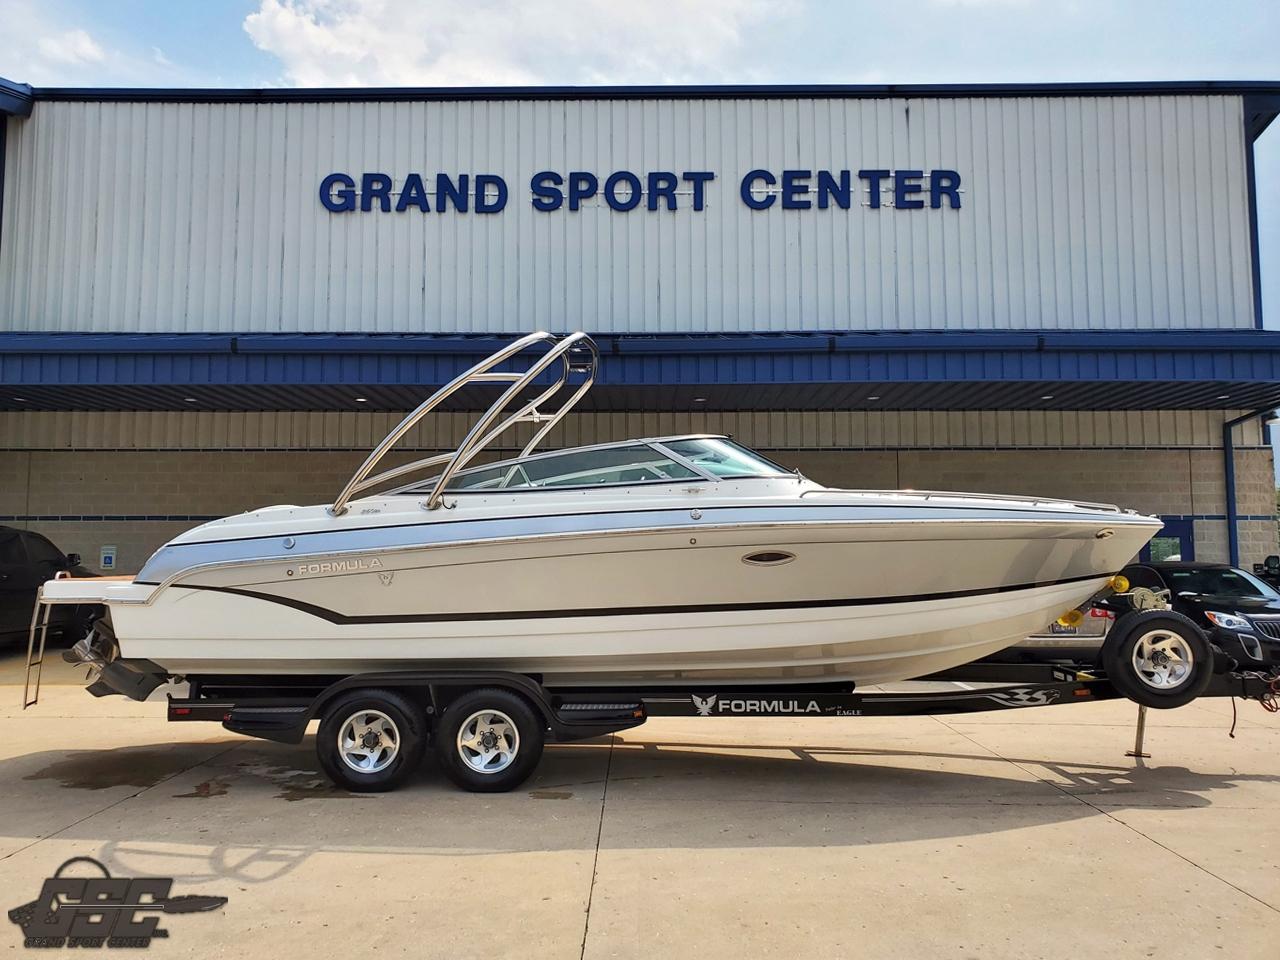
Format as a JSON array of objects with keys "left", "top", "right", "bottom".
[{"left": 6, "top": 732, "right": 1279, "bottom": 889}]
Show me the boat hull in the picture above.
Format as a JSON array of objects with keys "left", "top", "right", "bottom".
[
  {"left": 105, "top": 503, "right": 1158, "bottom": 686},
  {"left": 114, "top": 576, "right": 1108, "bottom": 686}
]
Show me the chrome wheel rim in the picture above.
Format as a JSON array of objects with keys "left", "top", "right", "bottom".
[
  {"left": 1131, "top": 630, "right": 1195, "bottom": 690},
  {"left": 337, "top": 709, "right": 401, "bottom": 774},
  {"left": 456, "top": 709, "right": 519, "bottom": 774}
]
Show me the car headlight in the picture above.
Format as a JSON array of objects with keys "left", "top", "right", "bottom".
[{"left": 1205, "top": 611, "right": 1252, "bottom": 631}]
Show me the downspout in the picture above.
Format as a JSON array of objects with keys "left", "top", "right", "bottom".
[
  {"left": 1223, "top": 407, "right": 1278, "bottom": 566},
  {"left": 0, "top": 114, "right": 7, "bottom": 262}
]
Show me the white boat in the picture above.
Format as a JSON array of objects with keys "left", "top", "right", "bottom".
[{"left": 37, "top": 331, "right": 1160, "bottom": 698}]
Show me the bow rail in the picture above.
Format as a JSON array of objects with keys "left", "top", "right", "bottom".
[{"left": 329, "top": 331, "right": 599, "bottom": 516}]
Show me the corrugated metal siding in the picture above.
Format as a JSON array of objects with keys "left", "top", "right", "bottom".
[
  {"left": 0, "top": 409, "right": 1262, "bottom": 450},
  {"left": 0, "top": 95, "right": 1255, "bottom": 334}
]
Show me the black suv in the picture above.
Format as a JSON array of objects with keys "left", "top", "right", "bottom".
[
  {"left": 1117, "top": 561, "right": 1280, "bottom": 670},
  {"left": 0, "top": 526, "right": 96, "bottom": 644}
]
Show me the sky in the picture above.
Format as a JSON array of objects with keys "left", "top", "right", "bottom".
[{"left": 1, "top": 0, "right": 1278, "bottom": 454}]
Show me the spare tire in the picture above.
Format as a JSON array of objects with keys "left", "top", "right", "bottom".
[{"left": 1101, "top": 610, "right": 1214, "bottom": 709}]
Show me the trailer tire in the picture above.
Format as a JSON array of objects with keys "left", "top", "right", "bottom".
[
  {"left": 316, "top": 689, "right": 427, "bottom": 792},
  {"left": 1102, "top": 610, "right": 1213, "bottom": 709},
  {"left": 434, "top": 688, "right": 544, "bottom": 793}
]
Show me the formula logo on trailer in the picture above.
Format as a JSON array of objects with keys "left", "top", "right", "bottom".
[
  {"left": 691, "top": 694, "right": 717, "bottom": 716},
  {"left": 690, "top": 694, "right": 821, "bottom": 715}
]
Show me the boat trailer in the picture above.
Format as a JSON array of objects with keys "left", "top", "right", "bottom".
[
  {"left": 167, "top": 659, "right": 1280, "bottom": 736},
  {"left": 159, "top": 651, "right": 1280, "bottom": 792},
  {"left": 26, "top": 574, "right": 1280, "bottom": 792}
]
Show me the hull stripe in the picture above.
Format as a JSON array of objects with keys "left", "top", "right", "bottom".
[
  {"left": 137, "top": 503, "right": 1151, "bottom": 585},
  {"left": 179, "top": 572, "right": 1105, "bottom": 625}
]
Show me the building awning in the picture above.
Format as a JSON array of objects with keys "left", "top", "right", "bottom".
[
  {"left": 3, "top": 330, "right": 1280, "bottom": 413},
  {"left": 0, "top": 77, "right": 33, "bottom": 117}
]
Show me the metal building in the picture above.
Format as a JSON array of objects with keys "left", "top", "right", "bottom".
[{"left": 1, "top": 79, "right": 1278, "bottom": 575}]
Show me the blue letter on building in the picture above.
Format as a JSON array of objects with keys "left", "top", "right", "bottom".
[
  {"left": 894, "top": 170, "right": 924, "bottom": 209},
  {"left": 740, "top": 170, "right": 776, "bottom": 210},
  {"left": 604, "top": 171, "right": 643, "bottom": 211},
  {"left": 531, "top": 172, "right": 564, "bottom": 212},
  {"left": 475, "top": 175, "right": 508, "bottom": 213},
  {"left": 647, "top": 172, "right": 678, "bottom": 211},
  {"left": 396, "top": 173, "right": 431, "bottom": 212},
  {"left": 929, "top": 170, "right": 961, "bottom": 209},
  {"left": 857, "top": 170, "right": 890, "bottom": 209},
  {"left": 437, "top": 174, "right": 469, "bottom": 213},
  {"left": 781, "top": 170, "right": 812, "bottom": 209},
  {"left": 682, "top": 171, "right": 714, "bottom": 211},
  {"left": 568, "top": 172, "right": 599, "bottom": 211},
  {"left": 361, "top": 173, "right": 393, "bottom": 212},
  {"left": 320, "top": 173, "right": 356, "bottom": 212},
  {"left": 817, "top": 171, "right": 851, "bottom": 210}
]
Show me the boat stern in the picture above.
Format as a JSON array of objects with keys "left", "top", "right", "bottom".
[{"left": 24, "top": 576, "right": 169, "bottom": 708}]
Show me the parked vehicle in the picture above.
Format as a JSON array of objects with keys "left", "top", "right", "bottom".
[
  {"left": 1110, "top": 561, "right": 1280, "bottom": 670},
  {"left": 1251, "top": 554, "right": 1280, "bottom": 589},
  {"left": 0, "top": 526, "right": 97, "bottom": 644}
]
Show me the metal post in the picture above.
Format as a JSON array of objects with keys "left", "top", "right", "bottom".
[
  {"left": 1223, "top": 419, "right": 1240, "bottom": 568},
  {"left": 1125, "top": 704, "right": 1151, "bottom": 760}
]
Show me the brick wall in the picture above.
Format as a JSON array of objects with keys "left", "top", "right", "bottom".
[
  {"left": 2, "top": 446, "right": 1274, "bottom": 574},
  {"left": 797, "top": 448, "right": 1275, "bottom": 517}
]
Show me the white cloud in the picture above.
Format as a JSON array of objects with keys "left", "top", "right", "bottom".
[
  {"left": 35, "top": 28, "right": 106, "bottom": 66},
  {"left": 0, "top": 1, "right": 176, "bottom": 84},
  {"left": 243, "top": 0, "right": 789, "bottom": 87}
]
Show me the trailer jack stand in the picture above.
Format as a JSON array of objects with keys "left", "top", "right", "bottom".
[{"left": 1125, "top": 704, "right": 1151, "bottom": 760}]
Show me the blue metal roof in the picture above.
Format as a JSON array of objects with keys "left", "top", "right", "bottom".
[
  {"left": 13, "top": 79, "right": 1280, "bottom": 103},
  {"left": 3, "top": 330, "right": 1280, "bottom": 413},
  {"left": 0, "top": 77, "right": 32, "bottom": 117},
  {"left": 6, "top": 76, "right": 1277, "bottom": 135}
]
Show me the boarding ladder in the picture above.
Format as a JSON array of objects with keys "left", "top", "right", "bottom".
[{"left": 23, "top": 573, "right": 66, "bottom": 709}]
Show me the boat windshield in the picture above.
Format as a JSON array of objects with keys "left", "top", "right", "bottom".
[
  {"left": 405, "top": 438, "right": 791, "bottom": 492},
  {"left": 659, "top": 438, "right": 792, "bottom": 479},
  {"left": 444, "top": 444, "right": 701, "bottom": 491}
]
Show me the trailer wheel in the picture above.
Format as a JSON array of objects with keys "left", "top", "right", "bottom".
[
  {"left": 316, "top": 689, "right": 427, "bottom": 792},
  {"left": 1102, "top": 610, "right": 1214, "bottom": 709},
  {"left": 434, "top": 688, "right": 544, "bottom": 793}
]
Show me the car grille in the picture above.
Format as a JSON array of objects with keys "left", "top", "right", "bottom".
[{"left": 1250, "top": 619, "right": 1280, "bottom": 640}]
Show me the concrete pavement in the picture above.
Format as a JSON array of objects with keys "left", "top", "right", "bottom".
[{"left": 1, "top": 651, "right": 1278, "bottom": 958}]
